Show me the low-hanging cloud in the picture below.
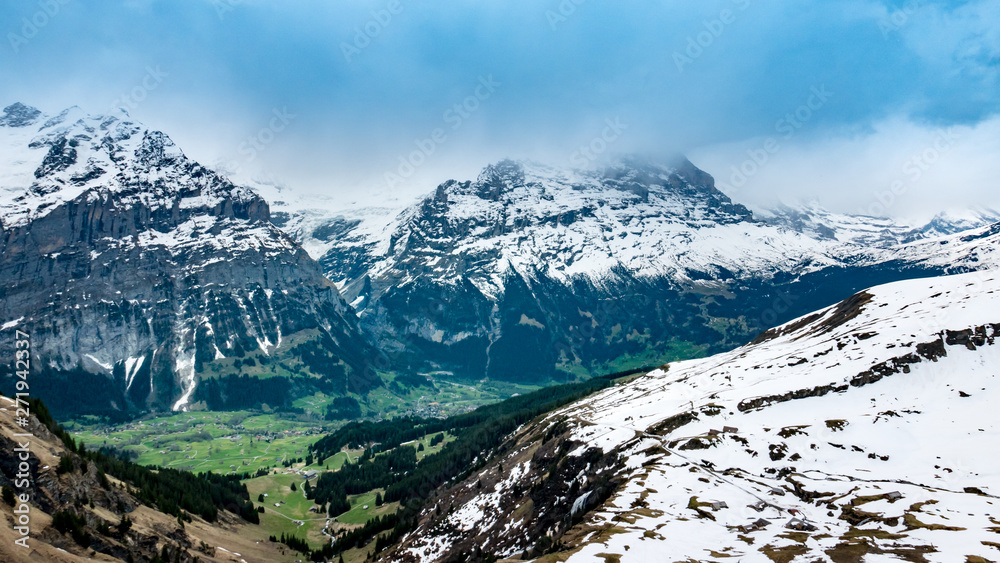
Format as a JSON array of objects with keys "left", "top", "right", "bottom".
[
  {"left": 690, "top": 115, "right": 1000, "bottom": 221},
  {"left": 0, "top": 0, "right": 996, "bottom": 214}
]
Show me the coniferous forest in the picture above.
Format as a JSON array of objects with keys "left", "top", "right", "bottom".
[
  {"left": 30, "top": 398, "right": 259, "bottom": 524},
  {"left": 307, "top": 375, "right": 619, "bottom": 559}
]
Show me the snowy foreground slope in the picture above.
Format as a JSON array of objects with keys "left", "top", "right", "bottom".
[{"left": 387, "top": 270, "right": 1000, "bottom": 562}]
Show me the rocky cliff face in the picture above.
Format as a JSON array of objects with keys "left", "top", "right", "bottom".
[{"left": 0, "top": 104, "right": 379, "bottom": 416}]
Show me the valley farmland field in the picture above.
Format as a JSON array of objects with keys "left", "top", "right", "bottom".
[{"left": 62, "top": 383, "right": 489, "bottom": 559}]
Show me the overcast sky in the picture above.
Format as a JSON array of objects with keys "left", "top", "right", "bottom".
[{"left": 1, "top": 0, "right": 998, "bottom": 219}]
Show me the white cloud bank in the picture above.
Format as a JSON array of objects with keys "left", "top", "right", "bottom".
[{"left": 690, "top": 114, "right": 1000, "bottom": 221}]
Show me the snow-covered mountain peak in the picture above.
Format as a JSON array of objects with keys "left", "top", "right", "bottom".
[
  {"left": 261, "top": 154, "right": 1000, "bottom": 382},
  {"left": 130, "top": 128, "right": 187, "bottom": 171},
  {"left": 366, "top": 157, "right": 770, "bottom": 304},
  {"left": 449, "top": 157, "right": 746, "bottom": 218},
  {"left": 474, "top": 158, "right": 527, "bottom": 195},
  {"left": 0, "top": 104, "right": 380, "bottom": 414},
  {"left": 422, "top": 157, "right": 755, "bottom": 237},
  {"left": 916, "top": 207, "right": 1000, "bottom": 239},
  {"left": 0, "top": 104, "right": 259, "bottom": 228},
  {"left": 39, "top": 105, "right": 87, "bottom": 129},
  {"left": 0, "top": 102, "right": 42, "bottom": 127},
  {"left": 755, "top": 201, "right": 1000, "bottom": 247}
]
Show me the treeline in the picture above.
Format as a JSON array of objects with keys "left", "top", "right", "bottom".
[
  {"left": 311, "top": 446, "right": 417, "bottom": 512},
  {"left": 291, "top": 339, "right": 348, "bottom": 387},
  {"left": 314, "top": 376, "right": 615, "bottom": 461},
  {"left": 195, "top": 373, "right": 294, "bottom": 411},
  {"left": 382, "top": 376, "right": 615, "bottom": 506},
  {"left": 52, "top": 510, "right": 91, "bottom": 547},
  {"left": 307, "top": 377, "right": 617, "bottom": 557},
  {"left": 1, "top": 366, "right": 133, "bottom": 422},
  {"left": 392, "top": 372, "right": 435, "bottom": 389},
  {"left": 325, "top": 396, "right": 362, "bottom": 420},
  {"left": 312, "top": 512, "right": 400, "bottom": 560},
  {"left": 195, "top": 372, "right": 367, "bottom": 413},
  {"left": 29, "top": 398, "right": 258, "bottom": 524},
  {"left": 270, "top": 532, "right": 311, "bottom": 554},
  {"left": 312, "top": 417, "right": 428, "bottom": 458}
]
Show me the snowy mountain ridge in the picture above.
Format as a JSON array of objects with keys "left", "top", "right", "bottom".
[
  {"left": 755, "top": 201, "right": 1000, "bottom": 246},
  {"left": 255, "top": 160, "right": 1000, "bottom": 296},
  {"left": 0, "top": 103, "right": 259, "bottom": 230}
]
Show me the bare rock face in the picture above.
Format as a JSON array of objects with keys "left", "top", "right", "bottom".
[
  {"left": 0, "top": 102, "right": 41, "bottom": 127},
  {"left": 0, "top": 104, "right": 379, "bottom": 416}
]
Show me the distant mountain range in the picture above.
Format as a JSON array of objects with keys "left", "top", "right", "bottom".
[{"left": 2, "top": 102, "right": 999, "bottom": 418}]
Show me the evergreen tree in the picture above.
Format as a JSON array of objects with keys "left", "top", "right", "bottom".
[
  {"left": 118, "top": 515, "right": 133, "bottom": 537},
  {"left": 2, "top": 486, "right": 15, "bottom": 506}
]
